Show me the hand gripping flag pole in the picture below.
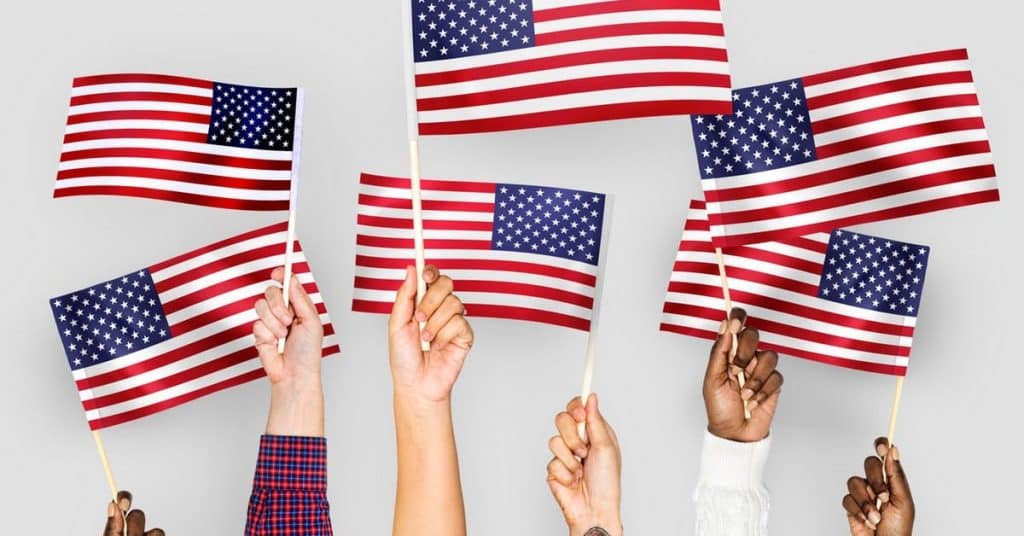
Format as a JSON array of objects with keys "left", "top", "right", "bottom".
[
  {"left": 402, "top": 0, "right": 430, "bottom": 352},
  {"left": 714, "top": 248, "right": 751, "bottom": 420},
  {"left": 277, "top": 89, "right": 306, "bottom": 354}
]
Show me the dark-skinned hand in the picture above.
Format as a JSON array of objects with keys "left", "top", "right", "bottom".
[
  {"left": 844, "top": 438, "right": 914, "bottom": 536},
  {"left": 103, "top": 491, "right": 164, "bottom": 536},
  {"left": 703, "top": 308, "right": 784, "bottom": 442}
]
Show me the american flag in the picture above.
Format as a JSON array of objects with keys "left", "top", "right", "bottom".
[
  {"left": 49, "top": 222, "right": 339, "bottom": 430},
  {"left": 353, "top": 173, "right": 607, "bottom": 330},
  {"left": 661, "top": 200, "right": 930, "bottom": 376},
  {"left": 55, "top": 73, "right": 300, "bottom": 211},
  {"left": 411, "top": 0, "right": 732, "bottom": 135},
  {"left": 692, "top": 49, "right": 998, "bottom": 247}
]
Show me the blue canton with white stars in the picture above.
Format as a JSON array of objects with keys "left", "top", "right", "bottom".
[
  {"left": 412, "top": 0, "right": 535, "bottom": 62},
  {"left": 817, "top": 230, "right": 930, "bottom": 317},
  {"left": 692, "top": 78, "right": 817, "bottom": 179},
  {"left": 207, "top": 83, "right": 297, "bottom": 151},
  {"left": 50, "top": 270, "right": 171, "bottom": 371},
  {"left": 491, "top": 184, "right": 605, "bottom": 266}
]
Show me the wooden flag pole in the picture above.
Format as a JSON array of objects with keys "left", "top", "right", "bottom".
[
  {"left": 714, "top": 247, "right": 751, "bottom": 419},
  {"left": 402, "top": 0, "right": 430, "bottom": 352},
  {"left": 91, "top": 430, "right": 119, "bottom": 502},
  {"left": 278, "top": 88, "right": 305, "bottom": 354},
  {"left": 886, "top": 376, "right": 905, "bottom": 446},
  {"left": 577, "top": 195, "right": 614, "bottom": 440}
]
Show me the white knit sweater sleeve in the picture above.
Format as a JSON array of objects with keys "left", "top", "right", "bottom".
[{"left": 694, "top": 431, "right": 772, "bottom": 536}]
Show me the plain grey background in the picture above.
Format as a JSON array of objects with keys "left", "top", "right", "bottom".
[{"left": 1, "top": 0, "right": 1020, "bottom": 533}]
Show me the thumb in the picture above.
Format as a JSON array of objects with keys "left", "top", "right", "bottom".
[
  {"left": 287, "top": 275, "right": 319, "bottom": 325},
  {"left": 388, "top": 266, "right": 417, "bottom": 334},
  {"left": 584, "top": 394, "right": 614, "bottom": 447},
  {"left": 885, "top": 445, "right": 912, "bottom": 506}
]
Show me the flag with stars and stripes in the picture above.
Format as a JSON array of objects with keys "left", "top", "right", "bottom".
[
  {"left": 661, "top": 200, "right": 930, "bottom": 376},
  {"left": 692, "top": 49, "right": 998, "bottom": 247},
  {"left": 353, "top": 173, "right": 607, "bottom": 331},
  {"left": 55, "top": 73, "right": 301, "bottom": 211},
  {"left": 410, "top": 0, "right": 733, "bottom": 135},
  {"left": 49, "top": 222, "right": 339, "bottom": 430}
]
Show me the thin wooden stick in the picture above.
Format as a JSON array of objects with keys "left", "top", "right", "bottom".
[
  {"left": 715, "top": 248, "right": 751, "bottom": 419},
  {"left": 92, "top": 430, "right": 119, "bottom": 502},
  {"left": 278, "top": 88, "right": 305, "bottom": 354},
  {"left": 886, "top": 376, "right": 905, "bottom": 447},
  {"left": 401, "top": 1, "right": 430, "bottom": 352},
  {"left": 577, "top": 195, "right": 614, "bottom": 441}
]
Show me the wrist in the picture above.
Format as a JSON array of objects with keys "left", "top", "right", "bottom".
[
  {"left": 266, "top": 376, "right": 324, "bottom": 437},
  {"left": 570, "top": 520, "right": 623, "bottom": 536}
]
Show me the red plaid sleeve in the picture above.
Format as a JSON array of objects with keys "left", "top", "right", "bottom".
[{"left": 245, "top": 435, "right": 333, "bottom": 535}]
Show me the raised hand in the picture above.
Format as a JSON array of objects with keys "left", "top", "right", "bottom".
[
  {"left": 388, "top": 265, "right": 474, "bottom": 404},
  {"left": 546, "top": 394, "right": 623, "bottom": 536},
  {"left": 703, "top": 308, "right": 784, "bottom": 442},
  {"left": 103, "top": 491, "right": 164, "bottom": 536},
  {"left": 844, "top": 438, "right": 915, "bottom": 536},
  {"left": 252, "top": 267, "right": 324, "bottom": 437}
]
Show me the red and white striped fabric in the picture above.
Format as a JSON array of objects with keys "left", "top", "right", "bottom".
[
  {"left": 55, "top": 73, "right": 298, "bottom": 211},
  {"left": 697, "top": 49, "right": 999, "bottom": 247},
  {"left": 352, "top": 173, "right": 606, "bottom": 331},
  {"left": 50, "top": 222, "right": 338, "bottom": 430},
  {"left": 412, "top": 0, "right": 732, "bottom": 134},
  {"left": 661, "top": 200, "right": 922, "bottom": 376}
]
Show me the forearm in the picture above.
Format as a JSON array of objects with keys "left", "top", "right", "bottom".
[
  {"left": 694, "top": 431, "right": 771, "bottom": 536},
  {"left": 245, "top": 435, "right": 332, "bottom": 536},
  {"left": 265, "top": 377, "right": 324, "bottom": 437},
  {"left": 392, "top": 394, "right": 466, "bottom": 536}
]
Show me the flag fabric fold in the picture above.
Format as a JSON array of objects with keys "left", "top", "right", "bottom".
[
  {"left": 55, "top": 73, "right": 300, "bottom": 210},
  {"left": 410, "top": 0, "right": 733, "bottom": 134},
  {"left": 661, "top": 200, "right": 930, "bottom": 376},
  {"left": 49, "top": 222, "right": 339, "bottom": 430},
  {"left": 352, "top": 173, "right": 607, "bottom": 331},
  {"left": 691, "top": 49, "right": 998, "bottom": 247}
]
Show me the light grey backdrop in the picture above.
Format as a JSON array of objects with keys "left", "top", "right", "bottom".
[{"left": 1, "top": 0, "right": 1020, "bottom": 533}]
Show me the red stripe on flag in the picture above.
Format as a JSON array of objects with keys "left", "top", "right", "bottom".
[
  {"left": 419, "top": 99, "right": 732, "bottom": 135},
  {"left": 169, "top": 284, "right": 326, "bottom": 337},
  {"left": 710, "top": 189, "right": 1000, "bottom": 247},
  {"left": 56, "top": 166, "right": 292, "bottom": 192},
  {"left": 355, "top": 255, "right": 597, "bottom": 286},
  {"left": 357, "top": 235, "right": 493, "bottom": 250},
  {"left": 417, "top": 72, "right": 731, "bottom": 111},
  {"left": 354, "top": 299, "right": 589, "bottom": 331},
  {"left": 356, "top": 214, "right": 494, "bottom": 232},
  {"left": 70, "top": 91, "right": 212, "bottom": 107},
  {"left": 358, "top": 193, "right": 495, "bottom": 213},
  {"left": 59, "top": 147, "right": 293, "bottom": 171},
  {"left": 534, "top": 0, "right": 722, "bottom": 22},
  {"left": 354, "top": 276, "right": 593, "bottom": 308},
  {"left": 63, "top": 129, "right": 209, "bottom": 144},
  {"left": 537, "top": 22, "right": 725, "bottom": 46},
  {"left": 66, "top": 110, "right": 210, "bottom": 126},
  {"left": 149, "top": 222, "right": 288, "bottom": 273},
  {"left": 415, "top": 46, "right": 729, "bottom": 87},
  {"left": 811, "top": 94, "right": 981, "bottom": 135},
  {"left": 53, "top": 186, "right": 290, "bottom": 211},
  {"left": 807, "top": 71, "right": 975, "bottom": 110},
  {"left": 815, "top": 117, "right": 987, "bottom": 159},
  {"left": 360, "top": 173, "right": 497, "bottom": 193},
  {"left": 73, "top": 73, "right": 213, "bottom": 89},
  {"left": 802, "top": 49, "right": 969, "bottom": 87},
  {"left": 156, "top": 242, "right": 300, "bottom": 296}
]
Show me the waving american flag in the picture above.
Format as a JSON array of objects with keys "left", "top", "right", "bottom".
[
  {"left": 410, "top": 0, "right": 733, "bottom": 134},
  {"left": 692, "top": 49, "right": 998, "bottom": 247},
  {"left": 353, "top": 173, "right": 607, "bottom": 331}
]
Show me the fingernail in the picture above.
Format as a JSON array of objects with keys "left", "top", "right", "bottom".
[
  {"left": 415, "top": 311, "right": 426, "bottom": 322},
  {"left": 118, "top": 497, "right": 130, "bottom": 511},
  {"left": 730, "top": 365, "right": 743, "bottom": 375},
  {"left": 876, "top": 442, "right": 889, "bottom": 458},
  {"left": 868, "top": 511, "right": 881, "bottom": 525},
  {"left": 891, "top": 446, "right": 900, "bottom": 461},
  {"left": 865, "top": 520, "right": 877, "bottom": 530},
  {"left": 741, "top": 388, "right": 754, "bottom": 400},
  {"left": 728, "top": 318, "right": 742, "bottom": 333},
  {"left": 421, "top": 330, "right": 433, "bottom": 342},
  {"left": 575, "top": 448, "right": 587, "bottom": 458},
  {"left": 878, "top": 491, "right": 890, "bottom": 503},
  {"left": 747, "top": 400, "right": 759, "bottom": 411}
]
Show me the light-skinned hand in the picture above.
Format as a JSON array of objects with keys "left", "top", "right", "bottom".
[
  {"left": 703, "top": 308, "right": 784, "bottom": 442},
  {"left": 546, "top": 394, "right": 622, "bottom": 536},
  {"left": 388, "top": 265, "right": 473, "bottom": 405},
  {"left": 844, "top": 438, "right": 914, "bottom": 536}
]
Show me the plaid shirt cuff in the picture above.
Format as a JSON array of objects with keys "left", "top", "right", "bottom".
[{"left": 253, "top": 435, "right": 328, "bottom": 492}]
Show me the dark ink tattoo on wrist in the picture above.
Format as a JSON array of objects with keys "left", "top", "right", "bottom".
[{"left": 584, "top": 528, "right": 611, "bottom": 536}]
